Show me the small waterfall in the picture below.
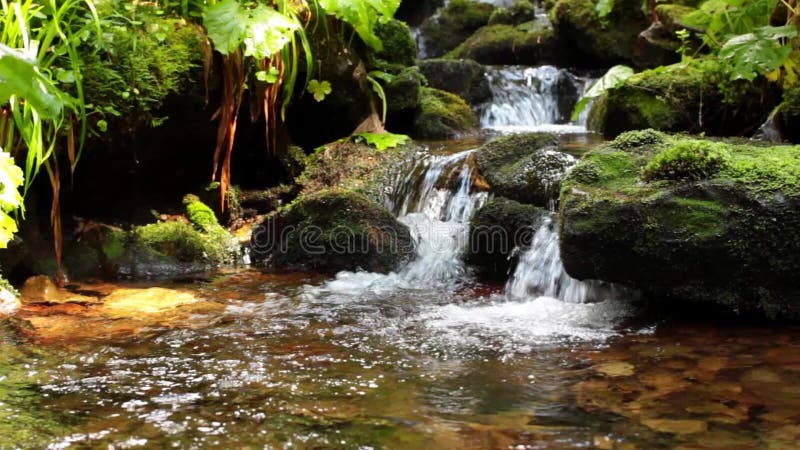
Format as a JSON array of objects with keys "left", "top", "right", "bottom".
[{"left": 479, "top": 66, "right": 595, "bottom": 133}]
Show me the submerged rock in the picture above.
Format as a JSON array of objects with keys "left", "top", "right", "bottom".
[
  {"left": 589, "top": 59, "right": 774, "bottom": 138},
  {"left": 99, "top": 287, "right": 223, "bottom": 319},
  {"left": 466, "top": 197, "right": 543, "bottom": 279},
  {"left": 19, "top": 275, "right": 99, "bottom": 305},
  {"left": 560, "top": 130, "right": 800, "bottom": 318},
  {"left": 251, "top": 190, "right": 414, "bottom": 273},
  {"left": 411, "top": 87, "right": 479, "bottom": 139},
  {"left": 418, "top": 59, "right": 491, "bottom": 105},
  {"left": 475, "top": 133, "right": 575, "bottom": 206}
]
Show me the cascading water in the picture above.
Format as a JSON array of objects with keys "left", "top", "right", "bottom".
[{"left": 479, "top": 65, "right": 595, "bottom": 133}]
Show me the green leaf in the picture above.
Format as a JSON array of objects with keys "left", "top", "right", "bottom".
[
  {"left": 571, "top": 65, "right": 634, "bottom": 121},
  {"left": 0, "top": 148, "right": 24, "bottom": 248},
  {"left": 203, "top": 0, "right": 248, "bottom": 55},
  {"left": 204, "top": 0, "right": 300, "bottom": 58},
  {"left": 307, "top": 79, "right": 332, "bottom": 102},
  {"left": 354, "top": 132, "right": 410, "bottom": 151},
  {"left": 96, "top": 120, "right": 108, "bottom": 133},
  {"left": 0, "top": 44, "right": 66, "bottom": 119},
  {"left": 595, "top": 0, "right": 615, "bottom": 25},
  {"left": 318, "top": 0, "right": 400, "bottom": 51},
  {"left": 719, "top": 25, "right": 797, "bottom": 81}
]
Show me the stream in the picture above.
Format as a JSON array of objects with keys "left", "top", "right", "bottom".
[{"left": 2, "top": 65, "right": 800, "bottom": 449}]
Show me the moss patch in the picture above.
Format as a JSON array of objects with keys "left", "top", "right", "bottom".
[
  {"left": 411, "top": 87, "right": 478, "bottom": 139},
  {"left": 445, "top": 20, "right": 557, "bottom": 65},
  {"left": 419, "top": 0, "right": 497, "bottom": 57}
]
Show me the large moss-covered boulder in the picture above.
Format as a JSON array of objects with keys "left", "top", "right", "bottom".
[
  {"left": 551, "top": 0, "right": 649, "bottom": 67},
  {"left": 418, "top": 59, "right": 491, "bottom": 105},
  {"left": 445, "top": 19, "right": 560, "bottom": 65},
  {"left": 476, "top": 133, "right": 576, "bottom": 206},
  {"left": 250, "top": 190, "right": 414, "bottom": 273},
  {"left": 560, "top": 130, "right": 800, "bottom": 318},
  {"left": 419, "top": 0, "right": 496, "bottom": 58},
  {"left": 410, "top": 87, "right": 479, "bottom": 139},
  {"left": 589, "top": 59, "right": 772, "bottom": 138},
  {"left": 466, "top": 197, "right": 543, "bottom": 279}
]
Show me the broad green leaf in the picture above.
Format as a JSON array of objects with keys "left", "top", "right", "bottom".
[
  {"left": 571, "top": 65, "right": 634, "bottom": 121},
  {"left": 307, "top": 79, "right": 332, "bottom": 102},
  {"left": 354, "top": 132, "right": 410, "bottom": 151},
  {"left": 719, "top": 25, "right": 797, "bottom": 81},
  {"left": 318, "top": 0, "right": 400, "bottom": 51},
  {"left": 203, "top": 0, "right": 248, "bottom": 55},
  {"left": 242, "top": 5, "right": 300, "bottom": 59},
  {"left": 595, "top": 0, "right": 615, "bottom": 24},
  {"left": 0, "top": 148, "right": 24, "bottom": 248},
  {"left": 0, "top": 44, "right": 65, "bottom": 119}
]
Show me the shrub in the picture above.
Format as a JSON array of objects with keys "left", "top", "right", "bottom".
[{"left": 642, "top": 140, "right": 731, "bottom": 182}]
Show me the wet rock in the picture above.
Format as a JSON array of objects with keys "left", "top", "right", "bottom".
[
  {"left": 466, "top": 197, "right": 543, "bottom": 279},
  {"left": 488, "top": 0, "right": 536, "bottom": 26},
  {"left": 632, "top": 22, "right": 681, "bottom": 69},
  {"left": 559, "top": 131, "right": 800, "bottom": 318},
  {"left": 778, "top": 83, "right": 800, "bottom": 143},
  {"left": 99, "top": 287, "right": 223, "bottom": 319},
  {"left": 251, "top": 190, "right": 414, "bottom": 273},
  {"left": 594, "top": 362, "right": 635, "bottom": 377},
  {"left": 552, "top": 0, "right": 649, "bottom": 67},
  {"left": 0, "top": 278, "right": 19, "bottom": 316},
  {"left": 655, "top": 4, "right": 699, "bottom": 34},
  {"left": 396, "top": 0, "right": 445, "bottom": 27},
  {"left": 19, "top": 276, "right": 99, "bottom": 305},
  {"left": 475, "top": 133, "right": 575, "bottom": 206},
  {"left": 589, "top": 59, "right": 775, "bottom": 138},
  {"left": 410, "top": 87, "right": 479, "bottom": 139},
  {"left": 445, "top": 19, "right": 561, "bottom": 66},
  {"left": 418, "top": 59, "right": 491, "bottom": 106},
  {"left": 419, "top": 0, "right": 497, "bottom": 58},
  {"left": 384, "top": 66, "right": 426, "bottom": 132},
  {"left": 641, "top": 419, "right": 707, "bottom": 435}
]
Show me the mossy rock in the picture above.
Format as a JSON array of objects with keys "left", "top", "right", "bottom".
[
  {"left": 488, "top": 0, "right": 536, "bottom": 25},
  {"left": 559, "top": 131, "right": 800, "bottom": 318},
  {"left": 551, "top": 0, "right": 649, "bottom": 67},
  {"left": 445, "top": 20, "right": 560, "bottom": 65},
  {"left": 475, "top": 133, "right": 575, "bottom": 206},
  {"left": 632, "top": 22, "right": 682, "bottom": 69},
  {"left": 397, "top": 0, "right": 446, "bottom": 27},
  {"left": 591, "top": 59, "right": 774, "bottom": 138},
  {"left": 299, "top": 138, "right": 419, "bottom": 204},
  {"left": 411, "top": 87, "right": 478, "bottom": 139},
  {"left": 655, "top": 4, "right": 699, "bottom": 33},
  {"left": 419, "top": 0, "right": 497, "bottom": 58},
  {"left": 466, "top": 197, "right": 543, "bottom": 279},
  {"left": 250, "top": 190, "right": 414, "bottom": 273},
  {"left": 418, "top": 59, "right": 491, "bottom": 105},
  {"left": 362, "top": 19, "right": 418, "bottom": 71}
]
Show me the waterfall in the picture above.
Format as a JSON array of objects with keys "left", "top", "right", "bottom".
[
  {"left": 309, "top": 150, "right": 488, "bottom": 294},
  {"left": 504, "top": 214, "right": 614, "bottom": 303},
  {"left": 479, "top": 66, "right": 595, "bottom": 133}
]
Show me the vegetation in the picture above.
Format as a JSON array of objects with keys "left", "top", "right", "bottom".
[{"left": 642, "top": 140, "right": 731, "bottom": 181}]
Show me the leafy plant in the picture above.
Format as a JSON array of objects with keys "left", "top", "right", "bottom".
[
  {"left": 354, "top": 131, "right": 409, "bottom": 150},
  {"left": 317, "top": 0, "right": 400, "bottom": 50},
  {"left": 595, "top": 0, "right": 615, "bottom": 26},
  {"left": 307, "top": 79, "right": 332, "bottom": 101},
  {"left": 571, "top": 65, "right": 634, "bottom": 121},
  {"left": 719, "top": 25, "right": 798, "bottom": 83}
]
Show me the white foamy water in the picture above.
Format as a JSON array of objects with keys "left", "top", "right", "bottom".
[{"left": 416, "top": 296, "right": 631, "bottom": 354}]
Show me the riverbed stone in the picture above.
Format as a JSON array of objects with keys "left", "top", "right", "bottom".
[
  {"left": 418, "top": 59, "right": 491, "bottom": 105},
  {"left": 488, "top": 0, "right": 536, "bottom": 26},
  {"left": 19, "top": 276, "right": 99, "bottom": 305},
  {"left": 559, "top": 130, "right": 800, "bottom": 318},
  {"left": 466, "top": 198, "right": 543, "bottom": 279},
  {"left": 475, "top": 133, "right": 575, "bottom": 206}
]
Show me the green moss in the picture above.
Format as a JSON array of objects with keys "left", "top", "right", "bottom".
[
  {"left": 133, "top": 219, "right": 235, "bottom": 266},
  {"left": 551, "top": 0, "right": 648, "bottom": 64},
  {"left": 655, "top": 4, "right": 698, "bottom": 33},
  {"left": 642, "top": 140, "right": 731, "bottom": 182},
  {"left": 419, "top": 0, "right": 496, "bottom": 57},
  {"left": 597, "top": 59, "right": 767, "bottom": 137},
  {"left": 384, "top": 66, "right": 426, "bottom": 114},
  {"left": 666, "top": 197, "right": 727, "bottom": 238},
  {"left": 610, "top": 129, "right": 668, "bottom": 150},
  {"left": 721, "top": 144, "right": 800, "bottom": 196},
  {"left": 81, "top": 4, "right": 204, "bottom": 131},
  {"left": 412, "top": 87, "right": 478, "bottom": 139},
  {"left": 183, "top": 194, "right": 220, "bottom": 231},
  {"left": 101, "top": 228, "right": 127, "bottom": 260},
  {"left": 488, "top": 0, "right": 536, "bottom": 25},
  {"left": 364, "top": 19, "right": 417, "bottom": 70},
  {"left": 445, "top": 20, "right": 555, "bottom": 64}
]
